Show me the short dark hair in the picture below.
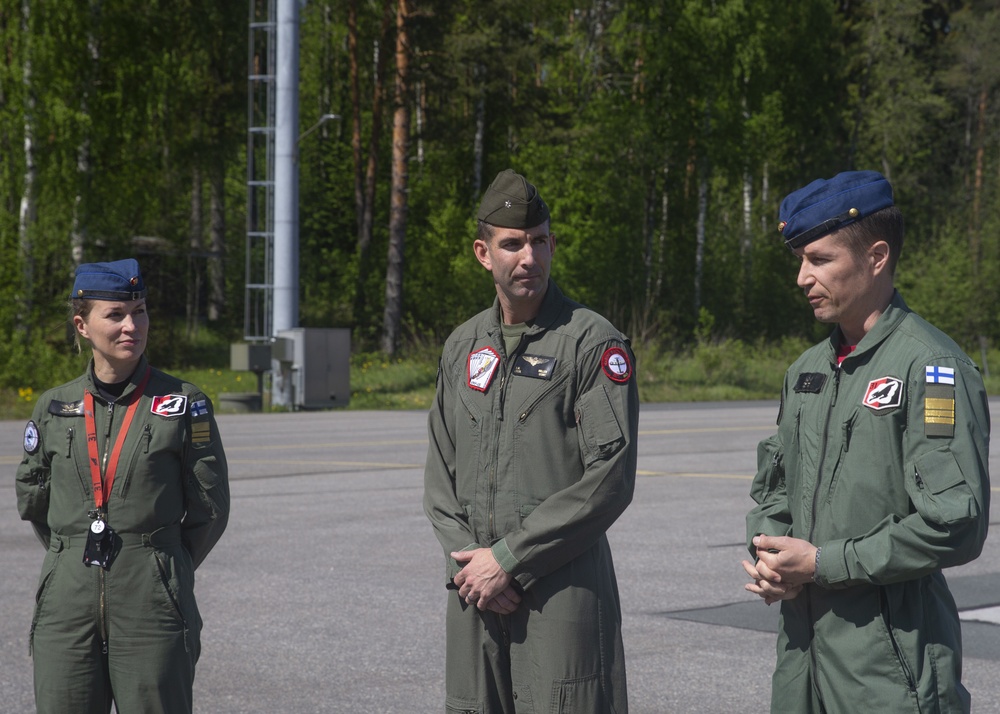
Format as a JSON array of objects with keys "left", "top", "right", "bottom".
[
  {"left": 838, "top": 205, "right": 904, "bottom": 275},
  {"left": 476, "top": 220, "right": 495, "bottom": 243}
]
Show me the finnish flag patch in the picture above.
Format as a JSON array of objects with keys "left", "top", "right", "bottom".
[{"left": 926, "top": 366, "right": 955, "bottom": 384}]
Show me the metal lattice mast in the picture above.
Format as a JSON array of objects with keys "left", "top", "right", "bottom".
[{"left": 245, "top": 0, "right": 277, "bottom": 341}]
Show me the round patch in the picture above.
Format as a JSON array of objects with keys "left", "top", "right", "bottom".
[
  {"left": 601, "top": 347, "right": 632, "bottom": 383},
  {"left": 23, "top": 420, "right": 40, "bottom": 455}
]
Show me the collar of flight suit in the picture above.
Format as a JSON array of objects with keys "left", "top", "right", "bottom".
[{"left": 825, "top": 290, "right": 911, "bottom": 367}]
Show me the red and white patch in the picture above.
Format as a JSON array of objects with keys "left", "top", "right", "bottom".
[
  {"left": 467, "top": 346, "right": 500, "bottom": 392},
  {"left": 151, "top": 394, "right": 188, "bottom": 417},
  {"left": 862, "top": 377, "right": 903, "bottom": 411},
  {"left": 601, "top": 347, "right": 632, "bottom": 383}
]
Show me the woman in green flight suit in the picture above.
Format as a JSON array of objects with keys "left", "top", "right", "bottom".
[{"left": 16, "top": 258, "right": 230, "bottom": 714}]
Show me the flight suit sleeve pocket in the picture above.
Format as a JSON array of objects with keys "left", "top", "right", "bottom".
[
  {"left": 750, "top": 435, "right": 784, "bottom": 505},
  {"left": 576, "top": 384, "right": 625, "bottom": 467},
  {"left": 907, "top": 447, "right": 978, "bottom": 525}
]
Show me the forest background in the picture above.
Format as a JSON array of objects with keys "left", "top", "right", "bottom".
[{"left": 2, "top": 0, "right": 1000, "bottom": 415}]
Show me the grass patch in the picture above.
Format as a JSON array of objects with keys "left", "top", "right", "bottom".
[{"left": 4, "top": 339, "right": 1000, "bottom": 420}]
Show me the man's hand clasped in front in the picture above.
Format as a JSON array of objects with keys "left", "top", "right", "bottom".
[
  {"left": 741, "top": 534, "right": 818, "bottom": 606},
  {"left": 451, "top": 548, "right": 522, "bottom": 614}
]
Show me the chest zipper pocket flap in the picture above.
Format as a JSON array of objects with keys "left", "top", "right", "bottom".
[
  {"left": 907, "top": 447, "right": 978, "bottom": 525},
  {"left": 750, "top": 434, "right": 784, "bottom": 504},
  {"left": 575, "top": 383, "right": 625, "bottom": 467}
]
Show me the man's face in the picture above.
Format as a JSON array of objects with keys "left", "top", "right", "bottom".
[
  {"left": 474, "top": 222, "right": 555, "bottom": 320},
  {"left": 794, "top": 230, "right": 877, "bottom": 330}
]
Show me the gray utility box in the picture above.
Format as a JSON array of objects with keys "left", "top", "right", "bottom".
[
  {"left": 276, "top": 328, "right": 351, "bottom": 409},
  {"left": 230, "top": 343, "right": 272, "bottom": 372}
]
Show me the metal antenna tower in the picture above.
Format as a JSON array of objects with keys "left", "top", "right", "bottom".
[{"left": 245, "top": 0, "right": 276, "bottom": 341}]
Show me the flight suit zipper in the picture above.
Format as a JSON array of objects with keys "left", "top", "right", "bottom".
[{"left": 488, "top": 336, "right": 523, "bottom": 543}]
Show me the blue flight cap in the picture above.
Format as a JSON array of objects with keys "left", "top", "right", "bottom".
[
  {"left": 71, "top": 259, "right": 147, "bottom": 300},
  {"left": 778, "top": 171, "right": 894, "bottom": 250}
]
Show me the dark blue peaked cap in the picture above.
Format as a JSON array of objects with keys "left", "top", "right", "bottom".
[
  {"left": 71, "top": 259, "right": 147, "bottom": 300},
  {"left": 778, "top": 171, "right": 894, "bottom": 250}
]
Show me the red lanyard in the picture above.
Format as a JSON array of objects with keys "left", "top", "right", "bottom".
[{"left": 83, "top": 367, "right": 151, "bottom": 512}]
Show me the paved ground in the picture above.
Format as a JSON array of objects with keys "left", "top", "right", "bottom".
[{"left": 1, "top": 401, "right": 999, "bottom": 713}]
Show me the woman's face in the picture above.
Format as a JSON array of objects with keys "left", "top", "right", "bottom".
[{"left": 74, "top": 298, "right": 149, "bottom": 375}]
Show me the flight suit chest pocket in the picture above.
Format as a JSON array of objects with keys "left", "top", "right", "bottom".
[{"left": 575, "top": 384, "right": 625, "bottom": 467}]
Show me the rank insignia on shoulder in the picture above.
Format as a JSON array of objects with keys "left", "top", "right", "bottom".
[
  {"left": 793, "top": 373, "right": 826, "bottom": 393},
  {"left": 48, "top": 399, "right": 84, "bottom": 416},
  {"left": 151, "top": 394, "right": 188, "bottom": 417},
  {"left": 191, "top": 420, "right": 212, "bottom": 445},
  {"left": 513, "top": 354, "right": 556, "bottom": 380},
  {"left": 862, "top": 376, "right": 903, "bottom": 411},
  {"left": 924, "top": 383, "right": 955, "bottom": 437},
  {"left": 23, "top": 420, "right": 40, "bottom": 454},
  {"left": 601, "top": 346, "right": 632, "bottom": 383},
  {"left": 468, "top": 346, "right": 500, "bottom": 392}
]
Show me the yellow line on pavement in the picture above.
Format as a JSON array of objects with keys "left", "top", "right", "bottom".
[
  {"left": 639, "top": 424, "right": 773, "bottom": 436},
  {"left": 228, "top": 459, "right": 422, "bottom": 469},
  {"left": 638, "top": 470, "right": 753, "bottom": 481},
  {"left": 224, "top": 439, "right": 428, "bottom": 452}
]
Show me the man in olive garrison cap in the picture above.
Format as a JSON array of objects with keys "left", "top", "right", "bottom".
[
  {"left": 424, "top": 169, "right": 639, "bottom": 712},
  {"left": 742, "top": 171, "right": 990, "bottom": 713}
]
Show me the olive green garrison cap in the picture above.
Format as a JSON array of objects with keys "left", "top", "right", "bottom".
[{"left": 476, "top": 169, "right": 550, "bottom": 229}]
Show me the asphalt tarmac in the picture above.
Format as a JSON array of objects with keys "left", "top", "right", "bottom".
[{"left": 2, "top": 401, "right": 999, "bottom": 713}]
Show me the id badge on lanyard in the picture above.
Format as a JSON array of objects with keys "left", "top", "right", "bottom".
[{"left": 82, "top": 367, "right": 150, "bottom": 569}]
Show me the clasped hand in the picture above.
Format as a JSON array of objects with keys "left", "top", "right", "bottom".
[
  {"left": 741, "top": 534, "right": 818, "bottom": 606},
  {"left": 451, "top": 548, "right": 522, "bottom": 615}
]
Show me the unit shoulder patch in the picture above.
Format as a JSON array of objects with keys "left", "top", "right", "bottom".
[
  {"left": 23, "top": 420, "right": 40, "bottom": 454},
  {"left": 467, "top": 346, "right": 500, "bottom": 392},
  {"left": 862, "top": 376, "right": 904, "bottom": 411},
  {"left": 151, "top": 394, "right": 188, "bottom": 417},
  {"left": 601, "top": 346, "right": 632, "bottom": 383}
]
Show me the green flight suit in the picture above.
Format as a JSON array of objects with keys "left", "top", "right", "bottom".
[
  {"left": 747, "top": 292, "right": 990, "bottom": 713},
  {"left": 424, "top": 280, "right": 639, "bottom": 714},
  {"left": 16, "top": 356, "right": 230, "bottom": 714}
]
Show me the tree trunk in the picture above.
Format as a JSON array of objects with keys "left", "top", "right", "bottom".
[
  {"left": 208, "top": 165, "right": 226, "bottom": 322},
  {"left": 353, "top": 0, "right": 394, "bottom": 325},
  {"left": 18, "top": 0, "right": 35, "bottom": 342},
  {"left": 187, "top": 165, "right": 203, "bottom": 338},
  {"left": 381, "top": 0, "right": 410, "bottom": 355}
]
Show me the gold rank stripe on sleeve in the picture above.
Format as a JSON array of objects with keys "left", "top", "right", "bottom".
[
  {"left": 925, "top": 397, "right": 955, "bottom": 423},
  {"left": 191, "top": 421, "right": 212, "bottom": 443},
  {"left": 924, "top": 383, "right": 956, "bottom": 437}
]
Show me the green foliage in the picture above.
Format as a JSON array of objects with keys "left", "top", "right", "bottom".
[{"left": 1, "top": 0, "right": 1000, "bottom": 371}]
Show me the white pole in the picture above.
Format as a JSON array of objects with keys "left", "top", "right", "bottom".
[{"left": 272, "top": 0, "right": 300, "bottom": 408}]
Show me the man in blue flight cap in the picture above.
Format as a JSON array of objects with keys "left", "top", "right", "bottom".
[{"left": 741, "top": 171, "right": 990, "bottom": 713}]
